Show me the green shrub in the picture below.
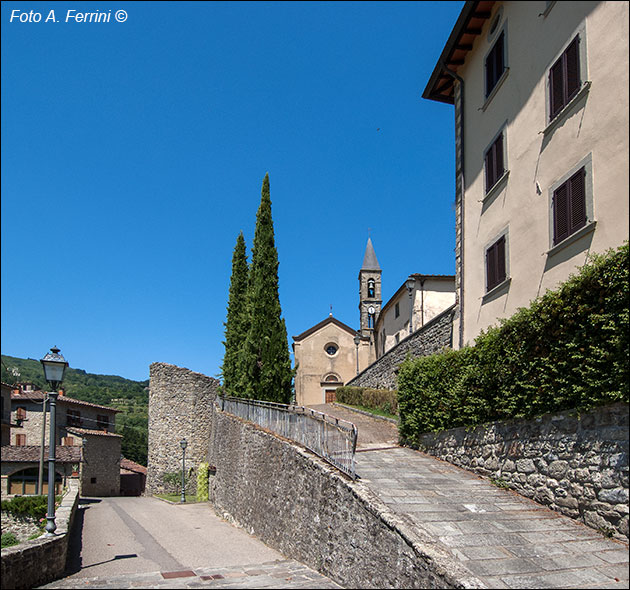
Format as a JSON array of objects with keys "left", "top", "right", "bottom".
[
  {"left": 2, "top": 532, "right": 19, "bottom": 548},
  {"left": 161, "top": 469, "right": 195, "bottom": 494},
  {"left": 336, "top": 386, "right": 398, "bottom": 415},
  {"left": 197, "top": 463, "right": 209, "bottom": 502},
  {"left": 0, "top": 495, "right": 60, "bottom": 520},
  {"left": 399, "top": 243, "right": 629, "bottom": 445}
]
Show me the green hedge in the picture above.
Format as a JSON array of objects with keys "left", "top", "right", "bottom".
[
  {"left": 336, "top": 386, "right": 398, "bottom": 416},
  {"left": 398, "top": 243, "right": 629, "bottom": 444},
  {"left": 1, "top": 495, "right": 57, "bottom": 520}
]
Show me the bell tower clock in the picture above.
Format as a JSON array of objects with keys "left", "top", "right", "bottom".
[{"left": 358, "top": 238, "right": 382, "bottom": 339}]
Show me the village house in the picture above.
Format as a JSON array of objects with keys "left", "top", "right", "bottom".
[
  {"left": 423, "top": 0, "right": 629, "bottom": 347},
  {"left": 1, "top": 383, "right": 122, "bottom": 497}
]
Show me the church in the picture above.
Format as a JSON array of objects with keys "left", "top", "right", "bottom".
[{"left": 292, "top": 239, "right": 455, "bottom": 407}]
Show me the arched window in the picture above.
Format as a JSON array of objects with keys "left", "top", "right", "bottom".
[
  {"left": 324, "top": 373, "right": 341, "bottom": 383},
  {"left": 368, "top": 313, "right": 374, "bottom": 329},
  {"left": 367, "top": 279, "right": 375, "bottom": 298},
  {"left": 8, "top": 467, "right": 62, "bottom": 495}
]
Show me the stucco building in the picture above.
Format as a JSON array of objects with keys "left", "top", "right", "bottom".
[
  {"left": 423, "top": 0, "right": 629, "bottom": 347},
  {"left": 293, "top": 239, "right": 455, "bottom": 406}
]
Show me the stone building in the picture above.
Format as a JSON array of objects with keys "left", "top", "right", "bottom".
[
  {"left": 423, "top": 0, "right": 629, "bottom": 348},
  {"left": 293, "top": 239, "right": 456, "bottom": 404},
  {"left": 146, "top": 363, "right": 219, "bottom": 496},
  {"left": 2, "top": 384, "right": 122, "bottom": 497},
  {"left": 1, "top": 382, "right": 15, "bottom": 446}
]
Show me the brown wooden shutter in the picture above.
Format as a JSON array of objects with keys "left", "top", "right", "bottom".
[
  {"left": 495, "top": 133, "right": 504, "bottom": 180},
  {"left": 569, "top": 168, "right": 586, "bottom": 232},
  {"left": 16, "top": 433, "right": 26, "bottom": 446},
  {"left": 565, "top": 37, "right": 580, "bottom": 101},
  {"left": 497, "top": 236, "right": 506, "bottom": 284},
  {"left": 485, "top": 32, "right": 504, "bottom": 97},
  {"left": 550, "top": 58, "right": 564, "bottom": 118},
  {"left": 485, "top": 147, "right": 495, "bottom": 192},
  {"left": 553, "top": 183, "right": 569, "bottom": 244},
  {"left": 486, "top": 241, "right": 501, "bottom": 291}
]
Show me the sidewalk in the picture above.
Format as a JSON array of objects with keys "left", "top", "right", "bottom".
[{"left": 356, "top": 447, "right": 629, "bottom": 589}]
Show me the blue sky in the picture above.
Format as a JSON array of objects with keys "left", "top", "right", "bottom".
[{"left": 1, "top": 1, "right": 463, "bottom": 382}]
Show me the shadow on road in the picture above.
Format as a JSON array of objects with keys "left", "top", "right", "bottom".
[{"left": 64, "top": 498, "right": 101, "bottom": 575}]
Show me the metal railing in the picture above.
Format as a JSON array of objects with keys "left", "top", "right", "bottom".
[{"left": 219, "top": 396, "right": 358, "bottom": 479}]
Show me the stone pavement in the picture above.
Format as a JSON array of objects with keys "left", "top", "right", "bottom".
[
  {"left": 356, "top": 446, "right": 629, "bottom": 589},
  {"left": 40, "top": 559, "right": 341, "bottom": 589}
]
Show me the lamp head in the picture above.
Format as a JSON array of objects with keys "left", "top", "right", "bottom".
[{"left": 40, "top": 346, "right": 68, "bottom": 391}]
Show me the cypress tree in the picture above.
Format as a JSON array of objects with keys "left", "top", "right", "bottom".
[
  {"left": 239, "top": 174, "right": 294, "bottom": 403},
  {"left": 221, "top": 231, "right": 249, "bottom": 396}
]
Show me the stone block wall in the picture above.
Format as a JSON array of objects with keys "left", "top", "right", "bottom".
[
  {"left": 79, "top": 434, "right": 121, "bottom": 497},
  {"left": 146, "top": 363, "right": 219, "bottom": 495},
  {"left": 412, "top": 403, "right": 629, "bottom": 539},
  {"left": 208, "top": 408, "right": 482, "bottom": 589},
  {"left": 1, "top": 479, "right": 79, "bottom": 589},
  {"left": 348, "top": 305, "right": 455, "bottom": 390}
]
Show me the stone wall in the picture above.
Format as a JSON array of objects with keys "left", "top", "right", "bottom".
[
  {"left": 348, "top": 305, "right": 455, "bottom": 390},
  {"left": 79, "top": 433, "right": 121, "bottom": 497},
  {"left": 146, "top": 362, "right": 219, "bottom": 496},
  {"left": 208, "top": 408, "right": 482, "bottom": 589},
  {"left": 411, "top": 403, "right": 629, "bottom": 539},
  {"left": 1, "top": 478, "right": 80, "bottom": 590}
]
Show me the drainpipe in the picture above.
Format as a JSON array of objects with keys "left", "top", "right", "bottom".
[
  {"left": 420, "top": 278, "right": 426, "bottom": 328},
  {"left": 441, "top": 64, "right": 465, "bottom": 349}
]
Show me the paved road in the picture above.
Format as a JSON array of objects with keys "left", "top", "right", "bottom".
[
  {"left": 40, "top": 496, "right": 340, "bottom": 589},
  {"left": 357, "top": 447, "right": 629, "bottom": 589}
]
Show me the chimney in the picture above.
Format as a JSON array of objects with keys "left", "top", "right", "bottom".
[{"left": 58, "top": 388, "right": 64, "bottom": 397}]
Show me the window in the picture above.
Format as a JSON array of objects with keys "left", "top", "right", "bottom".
[
  {"left": 553, "top": 167, "right": 586, "bottom": 245},
  {"left": 485, "top": 132, "right": 505, "bottom": 193},
  {"left": 16, "top": 433, "right": 26, "bottom": 446},
  {"left": 395, "top": 334, "right": 400, "bottom": 345},
  {"left": 549, "top": 36, "right": 580, "bottom": 120},
  {"left": 368, "top": 313, "right": 374, "bottom": 329},
  {"left": 97, "top": 414, "right": 109, "bottom": 431},
  {"left": 62, "top": 436, "right": 74, "bottom": 446},
  {"left": 67, "top": 409, "right": 82, "bottom": 427},
  {"left": 325, "top": 343, "right": 338, "bottom": 356},
  {"left": 486, "top": 235, "right": 507, "bottom": 292},
  {"left": 367, "top": 279, "right": 375, "bottom": 298},
  {"left": 16, "top": 407, "right": 27, "bottom": 421},
  {"left": 485, "top": 31, "right": 505, "bottom": 97},
  {"left": 394, "top": 302, "right": 400, "bottom": 318}
]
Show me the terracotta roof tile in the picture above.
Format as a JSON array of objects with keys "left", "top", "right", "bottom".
[
  {"left": 66, "top": 427, "right": 122, "bottom": 438},
  {"left": 120, "top": 458, "right": 147, "bottom": 474},
  {"left": 11, "top": 391, "right": 120, "bottom": 413},
  {"left": 0, "top": 445, "right": 81, "bottom": 463}
]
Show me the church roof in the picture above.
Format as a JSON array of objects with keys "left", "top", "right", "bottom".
[
  {"left": 292, "top": 315, "right": 360, "bottom": 342},
  {"left": 361, "top": 238, "right": 381, "bottom": 271}
]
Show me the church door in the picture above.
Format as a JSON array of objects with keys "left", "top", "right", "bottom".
[{"left": 325, "top": 389, "right": 336, "bottom": 403}]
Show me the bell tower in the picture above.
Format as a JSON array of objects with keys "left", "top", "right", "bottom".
[{"left": 358, "top": 238, "right": 382, "bottom": 338}]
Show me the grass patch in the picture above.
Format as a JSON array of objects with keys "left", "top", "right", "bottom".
[
  {"left": 341, "top": 403, "right": 398, "bottom": 421},
  {"left": 155, "top": 493, "right": 198, "bottom": 503},
  {"left": 2, "top": 532, "right": 19, "bottom": 548}
]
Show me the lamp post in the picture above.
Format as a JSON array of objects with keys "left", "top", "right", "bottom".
[
  {"left": 40, "top": 346, "right": 68, "bottom": 537},
  {"left": 353, "top": 333, "right": 360, "bottom": 375},
  {"left": 406, "top": 277, "right": 416, "bottom": 335},
  {"left": 180, "top": 439, "right": 188, "bottom": 503}
]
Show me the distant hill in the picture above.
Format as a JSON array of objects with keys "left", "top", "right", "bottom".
[
  {"left": 1, "top": 354, "right": 149, "bottom": 465},
  {"left": 1, "top": 354, "right": 149, "bottom": 407}
]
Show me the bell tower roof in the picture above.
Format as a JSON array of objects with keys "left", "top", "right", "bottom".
[{"left": 361, "top": 238, "right": 381, "bottom": 271}]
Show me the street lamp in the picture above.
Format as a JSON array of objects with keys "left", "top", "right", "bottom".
[
  {"left": 40, "top": 346, "right": 68, "bottom": 536},
  {"left": 405, "top": 277, "right": 416, "bottom": 335},
  {"left": 180, "top": 439, "right": 188, "bottom": 503},
  {"left": 353, "top": 333, "right": 361, "bottom": 375}
]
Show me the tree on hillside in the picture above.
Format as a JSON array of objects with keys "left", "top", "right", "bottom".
[
  {"left": 221, "top": 231, "right": 250, "bottom": 396},
  {"left": 238, "top": 174, "right": 294, "bottom": 403}
]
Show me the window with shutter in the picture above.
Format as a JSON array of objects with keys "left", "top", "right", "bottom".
[
  {"left": 16, "top": 434, "right": 26, "bottom": 446},
  {"left": 485, "top": 32, "right": 505, "bottom": 98},
  {"left": 549, "top": 36, "right": 581, "bottom": 119},
  {"left": 486, "top": 235, "right": 507, "bottom": 292},
  {"left": 485, "top": 132, "right": 505, "bottom": 193},
  {"left": 553, "top": 167, "right": 587, "bottom": 245}
]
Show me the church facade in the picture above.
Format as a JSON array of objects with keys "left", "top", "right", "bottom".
[{"left": 292, "top": 239, "right": 455, "bottom": 406}]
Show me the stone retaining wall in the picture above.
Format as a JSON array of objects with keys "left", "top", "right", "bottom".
[
  {"left": 411, "top": 403, "right": 629, "bottom": 539},
  {"left": 1, "top": 478, "right": 80, "bottom": 589},
  {"left": 146, "top": 362, "right": 219, "bottom": 495},
  {"left": 208, "top": 408, "right": 483, "bottom": 589},
  {"left": 348, "top": 305, "right": 455, "bottom": 390}
]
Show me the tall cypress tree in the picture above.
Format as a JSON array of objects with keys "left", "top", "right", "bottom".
[
  {"left": 221, "top": 231, "right": 249, "bottom": 396},
  {"left": 239, "top": 174, "right": 294, "bottom": 403}
]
